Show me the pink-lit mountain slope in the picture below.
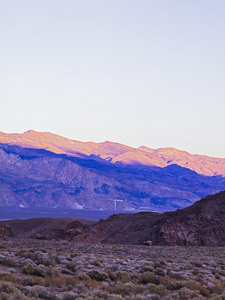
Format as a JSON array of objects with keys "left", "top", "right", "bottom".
[
  {"left": 0, "top": 131, "right": 225, "bottom": 212},
  {"left": 0, "top": 130, "right": 225, "bottom": 177}
]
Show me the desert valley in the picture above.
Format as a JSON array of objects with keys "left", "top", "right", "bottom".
[{"left": 0, "top": 131, "right": 225, "bottom": 299}]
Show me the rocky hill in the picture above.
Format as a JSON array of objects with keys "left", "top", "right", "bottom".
[
  {"left": 0, "top": 217, "right": 95, "bottom": 240},
  {"left": 1, "top": 191, "right": 225, "bottom": 246},
  {"left": 72, "top": 190, "right": 225, "bottom": 246}
]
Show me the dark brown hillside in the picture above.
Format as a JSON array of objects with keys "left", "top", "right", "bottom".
[
  {"left": 149, "top": 190, "right": 225, "bottom": 246},
  {"left": 0, "top": 218, "right": 96, "bottom": 240},
  {"left": 1, "top": 191, "right": 225, "bottom": 246},
  {"left": 73, "top": 190, "right": 225, "bottom": 246}
]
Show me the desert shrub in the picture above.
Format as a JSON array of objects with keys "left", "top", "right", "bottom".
[
  {"left": 159, "top": 260, "right": 167, "bottom": 266},
  {"left": 91, "top": 290, "right": 113, "bottom": 300},
  {"left": 108, "top": 271, "right": 117, "bottom": 281},
  {"left": 192, "top": 267, "right": 199, "bottom": 275},
  {"left": 61, "top": 291, "right": 79, "bottom": 300},
  {"left": 120, "top": 273, "right": 133, "bottom": 283},
  {"left": 183, "top": 263, "right": 192, "bottom": 270},
  {"left": 47, "top": 276, "right": 86, "bottom": 289},
  {"left": 22, "top": 263, "right": 37, "bottom": 275},
  {"left": 0, "top": 292, "right": 9, "bottom": 300},
  {"left": 55, "top": 256, "right": 61, "bottom": 264},
  {"left": 92, "top": 259, "right": 102, "bottom": 267},
  {"left": 214, "top": 295, "right": 225, "bottom": 300},
  {"left": 36, "top": 248, "right": 47, "bottom": 253},
  {"left": 26, "top": 285, "right": 50, "bottom": 299},
  {"left": 23, "top": 263, "right": 60, "bottom": 278},
  {"left": 18, "top": 247, "right": 30, "bottom": 254},
  {"left": 37, "top": 257, "right": 56, "bottom": 267},
  {"left": 217, "top": 269, "right": 225, "bottom": 276},
  {"left": 60, "top": 268, "right": 74, "bottom": 275},
  {"left": 0, "top": 257, "right": 17, "bottom": 267},
  {"left": 44, "top": 265, "right": 61, "bottom": 277},
  {"left": 209, "top": 281, "right": 225, "bottom": 294},
  {"left": 186, "top": 281, "right": 210, "bottom": 297},
  {"left": 140, "top": 264, "right": 153, "bottom": 272},
  {"left": 111, "top": 265, "right": 119, "bottom": 272},
  {"left": 215, "top": 273, "right": 221, "bottom": 280},
  {"left": 87, "top": 270, "right": 108, "bottom": 281},
  {"left": 108, "top": 271, "right": 133, "bottom": 283},
  {"left": 77, "top": 273, "right": 90, "bottom": 281},
  {"left": 132, "top": 284, "right": 145, "bottom": 295},
  {"left": 0, "top": 282, "right": 25, "bottom": 300},
  {"left": 154, "top": 267, "right": 166, "bottom": 276},
  {"left": 0, "top": 273, "right": 16, "bottom": 283},
  {"left": 139, "top": 272, "right": 160, "bottom": 285},
  {"left": 22, "top": 277, "right": 44, "bottom": 287},
  {"left": 169, "top": 271, "right": 186, "bottom": 280},
  {"left": 106, "top": 283, "right": 131, "bottom": 296},
  {"left": 32, "top": 252, "right": 56, "bottom": 267},
  {"left": 147, "top": 283, "right": 168, "bottom": 297},
  {"left": 74, "top": 283, "right": 89, "bottom": 295},
  {"left": 176, "top": 287, "right": 204, "bottom": 299},
  {"left": 166, "top": 258, "right": 174, "bottom": 263},
  {"left": 66, "top": 261, "right": 77, "bottom": 272},
  {"left": 167, "top": 280, "right": 184, "bottom": 291},
  {"left": 153, "top": 261, "right": 162, "bottom": 269},
  {"left": 190, "top": 260, "right": 203, "bottom": 268}
]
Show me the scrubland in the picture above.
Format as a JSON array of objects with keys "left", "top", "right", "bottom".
[{"left": 0, "top": 240, "right": 225, "bottom": 299}]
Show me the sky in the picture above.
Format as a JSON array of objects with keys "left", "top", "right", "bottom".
[{"left": 0, "top": 0, "right": 225, "bottom": 157}]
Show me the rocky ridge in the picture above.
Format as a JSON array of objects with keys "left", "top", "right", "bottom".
[
  {"left": 1, "top": 191, "right": 225, "bottom": 246},
  {"left": 1, "top": 130, "right": 225, "bottom": 177},
  {"left": 77, "top": 190, "right": 225, "bottom": 246}
]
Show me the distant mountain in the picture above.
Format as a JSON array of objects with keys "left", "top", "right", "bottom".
[
  {"left": 0, "top": 130, "right": 225, "bottom": 212},
  {"left": 1, "top": 130, "right": 225, "bottom": 177}
]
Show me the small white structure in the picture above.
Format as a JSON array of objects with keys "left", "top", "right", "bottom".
[{"left": 109, "top": 199, "right": 124, "bottom": 210}]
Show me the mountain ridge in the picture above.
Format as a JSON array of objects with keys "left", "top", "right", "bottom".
[
  {"left": 0, "top": 140, "right": 225, "bottom": 211},
  {"left": 0, "top": 130, "right": 225, "bottom": 177}
]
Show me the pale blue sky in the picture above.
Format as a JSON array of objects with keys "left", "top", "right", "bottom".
[{"left": 1, "top": 0, "right": 225, "bottom": 157}]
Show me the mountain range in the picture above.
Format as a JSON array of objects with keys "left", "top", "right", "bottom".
[{"left": 0, "top": 130, "right": 225, "bottom": 212}]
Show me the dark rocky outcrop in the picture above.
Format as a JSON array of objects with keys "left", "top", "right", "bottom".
[
  {"left": 0, "top": 218, "right": 95, "bottom": 240},
  {"left": 73, "top": 191, "right": 225, "bottom": 246},
  {"left": 1, "top": 191, "right": 225, "bottom": 246},
  {"left": 148, "top": 190, "right": 225, "bottom": 246}
]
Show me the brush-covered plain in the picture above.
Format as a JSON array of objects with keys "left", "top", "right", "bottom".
[{"left": 0, "top": 240, "right": 225, "bottom": 299}]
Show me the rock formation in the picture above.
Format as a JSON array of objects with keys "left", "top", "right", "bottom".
[{"left": 73, "top": 190, "right": 225, "bottom": 246}]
